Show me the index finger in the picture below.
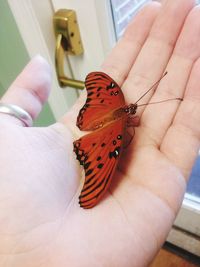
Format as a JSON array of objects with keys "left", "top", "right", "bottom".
[{"left": 101, "top": 2, "right": 161, "bottom": 85}]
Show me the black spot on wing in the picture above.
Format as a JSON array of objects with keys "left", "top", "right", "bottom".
[
  {"left": 113, "top": 140, "right": 117, "bottom": 145},
  {"left": 109, "top": 146, "right": 121, "bottom": 159},
  {"left": 84, "top": 161, "right": 91, "bottom": 170},
  {"left": 97, "top": 163, "right": 104, "bottom": 169},
  {"left": 73, "top": 140, "right": 88, "bottom": 165},
  {"left": 86, "top": 98, "right": 92, "bottom": 103},
  {"left": 107, "top": 82, "right": 116, "bottom": 90},
  {"left": 85, "top": 169, "right": 93, "bottom": 176},
  {"left": 88, "top": 91, "right": 94, "bottom": 96}
]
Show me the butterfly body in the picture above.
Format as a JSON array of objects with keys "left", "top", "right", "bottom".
[{"left": 79, "top": 104, "right": 137, "bottom": 131}]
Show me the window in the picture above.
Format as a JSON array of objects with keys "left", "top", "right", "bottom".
[
  {"left": 110, "top": 0, "right": 151, "bottom": 39},
  {"left": 186, "top": 156, "right": 200, "bottom": 200}
]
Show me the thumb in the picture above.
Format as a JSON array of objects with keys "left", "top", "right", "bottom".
[{"left": 0, "top": 55, "right": 51, "bottom": 126}]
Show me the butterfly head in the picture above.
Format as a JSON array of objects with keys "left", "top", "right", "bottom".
[{"left": 124, "top": 104, "right": 138, "bottom": 115}]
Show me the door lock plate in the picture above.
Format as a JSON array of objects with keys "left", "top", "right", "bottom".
[
  {"left": 53, "top": 9, "right": 84, "bottom": 88},
  {"left": 53, "top": 9, "right": 83, "bottom": 55}
]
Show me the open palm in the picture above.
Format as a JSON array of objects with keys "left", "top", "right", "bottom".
[{"left": 1, "top": 1, "right": 200, "bottom": 267}]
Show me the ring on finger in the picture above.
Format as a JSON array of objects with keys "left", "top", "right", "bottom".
[{"left": 0, "top": 103, "right": 32, "bottom": 127}]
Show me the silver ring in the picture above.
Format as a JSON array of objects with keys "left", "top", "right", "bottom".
[{"left": 0, "top": 103, "right": 32, "bottom": 127}]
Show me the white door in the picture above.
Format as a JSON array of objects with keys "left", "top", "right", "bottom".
[
  {"left": 7, "top": 0, "right": 116, "bottom": 120},
  {"left": 7, "top": 0, "right": 200, "bottom": 257}
]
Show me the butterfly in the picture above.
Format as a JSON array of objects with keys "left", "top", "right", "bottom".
[{"left": 73, "top": 71, "right": 181, "bottom": 209}]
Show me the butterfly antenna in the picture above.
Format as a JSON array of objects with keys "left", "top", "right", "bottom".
[
  {"left": 137, "top": 98, "right": 183, "bottom": 107},
  {"left": 134, "top": 71, "right": 168, "bottom": 105}
]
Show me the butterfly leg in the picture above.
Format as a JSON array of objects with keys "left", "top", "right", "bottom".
[
  {"left": 123, "top": 116, "right": 140, "bottom": 148},
  {"left": 127, "top": 115, "right": 140, "bottom": 127}
]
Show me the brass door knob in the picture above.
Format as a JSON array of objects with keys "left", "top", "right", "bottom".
[{"left": 53, "top": 9, "right": 85, "bottom": 89}]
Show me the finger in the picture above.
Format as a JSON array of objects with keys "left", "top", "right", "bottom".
[
  {"left": 122, "top": 0, "right": 195, "bottom": 110},
  {"left": 101, "top": 2, "right": 161, "bottom": 85},
  {"left": 161, "top": 58, "right": 200, "bottom": 179},
  {"left": 0, "top": 55, "right": 51, "bottom": 126},
  {"left": 140, "top": 6, "right": 200, "bottom": 146}
]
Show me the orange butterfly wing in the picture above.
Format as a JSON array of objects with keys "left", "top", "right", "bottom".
[
  {"left": 77, "top": 72, "right": 125, "bottom": 131},
  {"left": 73, "top": 118, "right": 126, "bottom": 208}
]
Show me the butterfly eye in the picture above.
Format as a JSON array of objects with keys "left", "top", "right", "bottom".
[{"left": 130, "top": 104, "right": 137, "bottom": 114}]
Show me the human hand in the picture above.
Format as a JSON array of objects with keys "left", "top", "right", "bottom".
[{"left": 0, "top": 1, "right": 200, "bottom": 266}]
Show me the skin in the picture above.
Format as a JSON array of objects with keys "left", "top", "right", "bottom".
[{"left": 0, "top": 0, "right": 200, "bottom": 266}]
